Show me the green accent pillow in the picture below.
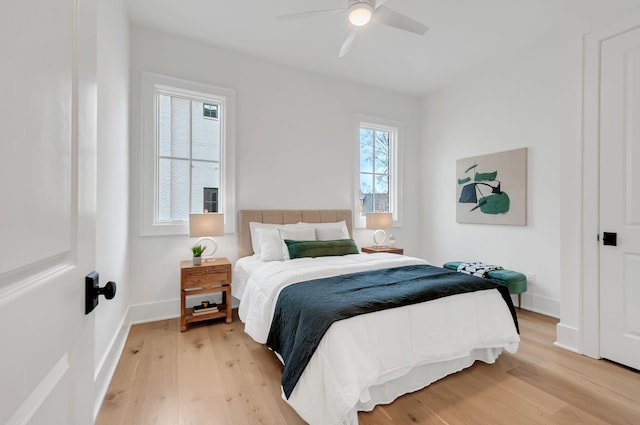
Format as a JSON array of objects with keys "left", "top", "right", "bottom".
[{"left": 284, "top": 239, "right": 359, "bottom": 259}]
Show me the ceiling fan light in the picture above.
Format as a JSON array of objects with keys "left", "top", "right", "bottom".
[{"left": 348, "top": 2, "right": 373, "bottom": 26}]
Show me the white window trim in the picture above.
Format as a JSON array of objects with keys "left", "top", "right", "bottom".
[
  {"left": 141, "top": 72, "right": 236, "bottom": 236},
  {"left": 353, "top": 114, "right": 403, "bottom": 229}
]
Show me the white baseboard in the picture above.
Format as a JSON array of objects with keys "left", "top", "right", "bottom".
[
  {"left": 128, "top": 299, "right": 180, "bottom": 325},
  {"left": 93, "top": 308, "right": 132, "bottom": 421},
  {"left": 516, "top": 291, "right": 560, "bottom": 318},
  {"left": 128, "top": 296, "right": 241, "bottom": 325},
  {"left": 555, "top": 322, "right": 580, "bottom": 353}
]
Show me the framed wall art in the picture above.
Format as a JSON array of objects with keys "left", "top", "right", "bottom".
[{"left": 456, "top": 147, "right": 527, "bottom": 225}]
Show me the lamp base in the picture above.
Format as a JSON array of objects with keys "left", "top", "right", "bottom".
[
  {"left": 372, "top": 229, "right": 387, "bottom": 247},
  {"left": 195, "top": 236, "right": 218, "bottom": 261}
]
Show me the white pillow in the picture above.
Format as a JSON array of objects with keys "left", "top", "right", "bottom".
[
  {"left": 255, "top": 228, "right": 283, "bottom": 261},
  {"left": 249, "top": 222, "right": 310, "bottom": 256},
  {"left": 249, "top": 222, "right": 281, "bottom": 256},
  {"left": 279, "top": 226, "right": 316, "bottom": 260},
  {"left": 255, "top": 225, "right": 316, "bottom": 261},
  {"left": 299, "top": 221, "right": 350, "bottom": 241}
]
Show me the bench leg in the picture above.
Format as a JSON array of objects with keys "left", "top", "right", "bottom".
[{"left": 518, "top": 293, "right": 522, "bottom": 309}]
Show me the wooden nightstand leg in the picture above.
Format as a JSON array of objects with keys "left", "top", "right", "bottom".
[
  {"left": 225, "top": 286, "right": 232, "bottom": 323},
  {"left": 181, "top": 292, "right": 187, "bottom": 332}
]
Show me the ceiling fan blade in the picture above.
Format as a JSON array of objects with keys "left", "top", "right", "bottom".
[
  {"left": 372, "top": 6, "right": 429, "bottom": 35},
  {"left": 338, "top": 28, "right": 357, "bottom": 58},
  {"left": 374, "top": 0, "right": 388, "bottom": 8},
  {"left": 275, "top": 8, "right": 345, "bottom": 22}
]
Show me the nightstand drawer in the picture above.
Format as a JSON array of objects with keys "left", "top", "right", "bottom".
[{"left": 183, "top": 269, "right": 229, "bottom": 289}]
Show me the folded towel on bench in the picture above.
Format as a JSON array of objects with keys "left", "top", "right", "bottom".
[{"left": 456, "top": 261, "right": 503, "bottom": 278}]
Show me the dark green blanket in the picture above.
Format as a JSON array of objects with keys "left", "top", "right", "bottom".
[{"left": 266, "top": 264, "right": 518, "bottom": 398}]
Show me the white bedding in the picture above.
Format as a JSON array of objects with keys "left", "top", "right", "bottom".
[
  {"left": 236, "top": 253, "right": 520, "bottom": 425},
  {"left": 233, "top": 255, "right": 264, "bottom": 301}
]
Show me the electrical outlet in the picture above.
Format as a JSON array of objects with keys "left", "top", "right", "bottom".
[{"left": 525, "top": 272, "right": 536, "bottom": 284}]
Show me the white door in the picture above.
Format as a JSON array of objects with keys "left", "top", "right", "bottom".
[
  {"left": 599, "top": 25, "right": 640, "bottom": 370},
  {"left": 0, "top": 0, "right": 98, "bottom": 423}
]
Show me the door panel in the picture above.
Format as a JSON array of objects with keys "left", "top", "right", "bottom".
[
  {"left": 624, "top": 254, "right": 640, "bottom": 337},
  {"left": 0, "top": 0, "right": 97, "bottom": 423},
  {"left": 600, "top": 26, "right": 640, "bottom": 370},
  {"left": 0, "top": 0, "right": 74, "bottom": 275}
]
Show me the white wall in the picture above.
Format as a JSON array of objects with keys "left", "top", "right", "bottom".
[
  {"left": 420, "top": 6, "right": 640, "bottom": 354},
  {"left": 129, "top": 26, "right": 423, "bottom": 320},
  {"left": 420, "top": 34, "right": 582, "bottom": 319},
  {"left": 94, "top": 0, "right": 130, "bottom": 414},
  {"left": 419, "top": 11, "right": 640, "bottom": 351}
]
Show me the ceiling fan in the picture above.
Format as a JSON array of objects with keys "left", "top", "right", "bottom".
[{"left": 276, "top": 0, "right": 429, "bottom": 58}]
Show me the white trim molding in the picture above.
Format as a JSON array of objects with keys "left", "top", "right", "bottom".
[
  {"left": 140, "top": 72, "right": 236, "bottom": 236},
  {"left": 353, "top": 114, "right": 404, "bottom": 229},
  {"left": 93, "top": 308, "right": 132, "bottom": 421},
  {"left": 555, "top": 322, "right": 580, "bottom": 353},
  {"left": 128, "top": 298, "right": 179, "bottom": 325},
  {"left": 518, "top": 293, "right": 560, "bottom": 319}
]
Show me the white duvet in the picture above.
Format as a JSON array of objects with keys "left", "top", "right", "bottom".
[{"left": 236, "top": 253, "right": 520, "bottom": 425}]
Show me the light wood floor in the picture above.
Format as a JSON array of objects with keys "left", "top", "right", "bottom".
[{"left": 97, "top": 309, "right": 640, "bottom": 424}]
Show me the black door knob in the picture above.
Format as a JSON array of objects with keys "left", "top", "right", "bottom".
[
  {"left": 98, "top": 281, "right": 116, "bottom": 300},
  {"left": 603, "top": 232, "right": 617, "bottom": 246},
  {"left": 85, "top": 272, "right": 117, "bottom": 314}
]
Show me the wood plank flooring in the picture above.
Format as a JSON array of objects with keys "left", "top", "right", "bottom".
[{"left": 97, "top": 310, "right": 640, "bottom": 424}]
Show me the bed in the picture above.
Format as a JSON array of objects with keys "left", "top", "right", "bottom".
[{"left": 234, "top": 210, "right": 520, "bottom": 425}]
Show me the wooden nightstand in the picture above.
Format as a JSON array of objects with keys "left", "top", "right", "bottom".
[
  {"left": 361, "top": 246, "right": 404, "bottom": 255},
  {"left": 180, "top": 258, "right": 232, "bottom": 332}
]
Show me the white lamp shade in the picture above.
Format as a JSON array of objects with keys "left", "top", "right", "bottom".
[
  {"left": 189, "top": 213, "right": 224, "bottom": 237},
  {"left": 366, "top": 212, "right": 393, "bottom": 230}
]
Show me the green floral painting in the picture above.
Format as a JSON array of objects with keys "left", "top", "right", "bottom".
[{"left": 456, "top": 148, "right": 527, "bottom": 225}]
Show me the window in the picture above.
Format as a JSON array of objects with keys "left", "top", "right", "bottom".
[
  {"left": 203, "top": 187, "right": 218, "bottom": 213},
  {"left": 203, "top": 103, "right": 218, "bottom": 119},
  {"left": 355, "top": 117, "right": 401, "bottom": 227},
  {"left": 157, "top": 93, "right": 221, "bottom": 222},
  {"left": 142, "top": 73, "right": 236, "bottom": 236}
]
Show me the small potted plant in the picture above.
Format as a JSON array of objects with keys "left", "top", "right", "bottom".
[{"left": 191, "top": 244, "right": 206, "bottom": 265}]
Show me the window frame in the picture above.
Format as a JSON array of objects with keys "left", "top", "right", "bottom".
[
  {"left": 354, "top": 115, "right": 402, "bottom": 229},
  {"left": 141, "top": 72, "right": 236, "bottom": 236}
]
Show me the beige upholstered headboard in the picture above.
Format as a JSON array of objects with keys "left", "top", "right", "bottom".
[{"left": 238, "top": 209, "right": 353, "bottom": 258}]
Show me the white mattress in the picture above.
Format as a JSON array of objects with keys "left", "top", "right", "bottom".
[{"left": 236, "top": 253, "right": 520, "bottom": 425}]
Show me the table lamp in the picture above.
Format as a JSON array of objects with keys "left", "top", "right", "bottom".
[
  {"left": 189, "top": 213, "right": 224, "bottom": 261},
  {"left": 366, "top": 212, "right": 392, "bottom": 247}
]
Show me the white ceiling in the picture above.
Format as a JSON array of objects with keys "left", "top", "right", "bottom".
[{"left": 125, "top": 0, "right": 640, "bottom": 96}]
